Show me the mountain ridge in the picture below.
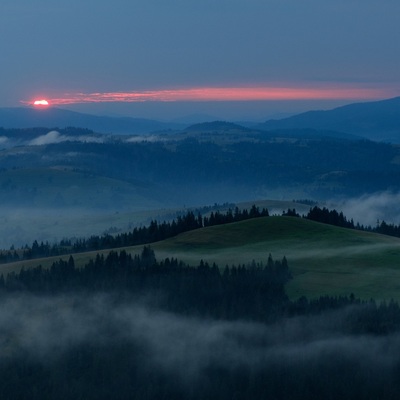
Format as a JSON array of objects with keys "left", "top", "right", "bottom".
[
  {"left": 0, "top": 107, "right": 184, "bottom": 134},
  {"left": 257, "top": 96, "right": 400, "bottom": 142},
  {"left": 2, "top": 96, "right": 400, "bottom": 140}
]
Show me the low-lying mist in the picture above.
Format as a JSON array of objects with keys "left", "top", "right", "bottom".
[
  {"left": 0, "top": 207, "right": 127, "bottom": 248},
  {"left": 1, "top": 293, "right": 400, "bottom": 399},
  {"left": 0, "top": 206, "right": 165, "bottom": 249},
  {"left": 28, "top": 130, "right": 105, "bottom": 146},
  {"left": 329, "top": 191, "right": 400, "bottom": 227}
]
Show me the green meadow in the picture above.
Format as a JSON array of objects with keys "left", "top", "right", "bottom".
[
  {"left": 151, "top": 217, "right": 400, "bottom": 301},
  {"left": 3, "top": 216, "right": 400, "bottom": 301}
]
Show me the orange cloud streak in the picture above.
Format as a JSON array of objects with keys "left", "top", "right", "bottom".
[{"left": 21, "top": 86, "right": 395, "bottom": 106}]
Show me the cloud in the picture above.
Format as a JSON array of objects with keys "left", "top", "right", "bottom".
[
  {"left": 28, "top": 131, "right": 104, "bottom": 146},
  {"left": 20, "top": 85, "right": 395, "bottom": 106},
  {"left": 125, "top": 135, "right": 165, "bottom": 143},
  {"left": 29, "top": 130, "right": 68, "bottom": 146}
]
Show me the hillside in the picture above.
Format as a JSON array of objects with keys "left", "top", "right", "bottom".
[
  {"left": 4, "top": 216, "right": 400, "bottom": 301},
  {"left": 258, "top": 96, "right": 400, "bottom": 142},
  {"left": 144, "top": 217, "right": 400, "bottom": 300}
]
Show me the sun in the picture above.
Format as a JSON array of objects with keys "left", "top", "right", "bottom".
[{"left": 33, "top": 99, "right": 49, "bottom": 106}]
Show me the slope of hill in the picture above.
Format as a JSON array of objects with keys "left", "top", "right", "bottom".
[
  {"left": 0, "top": 107, "right": 183, "bottom": 134},
  {"left": 257, "top": 96, "right": 400, "bottom": 142},
  {"left": 4, "top": 216, "right": 400, "bottom": 301},
  {"left": 151, "top": 217, "right": 400, "bottom": 301}
]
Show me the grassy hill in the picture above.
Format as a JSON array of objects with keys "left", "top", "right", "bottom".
[
  {"left": 3, "top": 216, "right": 400, "bottom": 301},
  {"left": 0, "top": 192, "right": 308, "bottom": 250},
  {"left": 151, "top": 217, "right": 400, "bottom": 301}
]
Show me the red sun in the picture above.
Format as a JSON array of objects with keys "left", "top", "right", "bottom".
[{"left": 33, "top": 99, "right": 49, "bottom": 106}]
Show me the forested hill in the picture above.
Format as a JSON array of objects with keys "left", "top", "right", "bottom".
[
  {"left": 184, "top": 120, "right": 252, "bottom": 132},
  {"left": 1, "top": 130, "right": 400, "bottom": 208}
]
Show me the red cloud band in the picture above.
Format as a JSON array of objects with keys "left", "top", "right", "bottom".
[{"left": 22, "top": 86, "right": 394, "bottom": 106}]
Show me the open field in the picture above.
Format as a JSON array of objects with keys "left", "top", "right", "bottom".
[{"left": 3, "top": 216, "right": 400, "bottom": 301}]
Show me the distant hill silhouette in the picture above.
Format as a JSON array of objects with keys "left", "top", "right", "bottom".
[
  {"left": 0, "top": 107, "right": 183, "bottom": 134},
  {"left": 259, "top": 128, "right": 361, "bottom": 141},
  {"left": 184, "top": 120, "right": 251, "bottom": 132},
  {"left": 257, "top": 96, "right": 400, "bottom": 142}
]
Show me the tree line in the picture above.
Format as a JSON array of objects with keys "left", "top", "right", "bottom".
[
  {"left": 2, "top": 247, "right": 289, "bottom": 322},
  {"left": 4, "top": 202, "right": 400, "bottom": 265},
  {"left": 0, "top": 205, "right": 269, "bottom": 264},
  {"left": 3, "top": 246, "right": 400, "bottom": 334},
  {"left": 288, "top": 205, "right": 400, "bottom": 239}
]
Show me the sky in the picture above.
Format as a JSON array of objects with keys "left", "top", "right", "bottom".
[{"left": 1, "top": 0, "right": 400, "bottom": 121}]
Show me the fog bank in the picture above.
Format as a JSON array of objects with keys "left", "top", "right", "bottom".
[{"left": 1, "top": 293, "right": 400, "bottom": 398}]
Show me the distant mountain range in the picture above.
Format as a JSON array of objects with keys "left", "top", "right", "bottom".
[
  {"left": 0, "top": 107, "right": 184, "bottom": 134},
  {"left": 1, "top": 96, "right": 400, "bottom": 141},
  {"left": 258, "top": 96, "right": 400, "bottom": 142}
]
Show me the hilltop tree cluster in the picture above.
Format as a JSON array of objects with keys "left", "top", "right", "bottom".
[{"left": 305, "top": 206, "right": 355, "bottom": 228}]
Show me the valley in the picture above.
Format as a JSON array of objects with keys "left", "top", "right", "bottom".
[{"left": 2, "top": 99, "right": 400, "bottom": 301}]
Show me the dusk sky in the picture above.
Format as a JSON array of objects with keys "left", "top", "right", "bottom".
[{"left": 1, "top": 0, "right": 400, "bottom": 120}]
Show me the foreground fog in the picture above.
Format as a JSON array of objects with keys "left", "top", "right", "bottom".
[{"left": 1, "top": 293, "right": 400, "bottom": 399}]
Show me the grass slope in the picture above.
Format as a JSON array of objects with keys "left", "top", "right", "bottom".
[
  {"left": 3, "top": 216, "right": 400, "bottom": 301},
  {"left": 153, "top": 217, "right": 400, "bottom": 301}
]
